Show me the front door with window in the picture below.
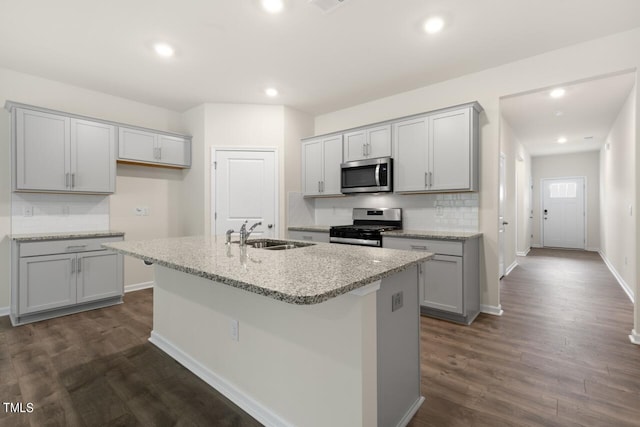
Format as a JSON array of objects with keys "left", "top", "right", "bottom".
[{"left": 542, "top": 177, "right": 585, "bottom": 249}]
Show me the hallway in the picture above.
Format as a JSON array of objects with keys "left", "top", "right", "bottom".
[{"left": 410, "top": 248, "right": 640, "bottom": 426}]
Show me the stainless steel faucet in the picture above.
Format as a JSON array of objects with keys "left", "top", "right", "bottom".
[
  {"left": 239, "top": 220, "right": 262, "bottom": 246},
  {"left": 225, "top": 229, "right": 234, "bottom": 245}
]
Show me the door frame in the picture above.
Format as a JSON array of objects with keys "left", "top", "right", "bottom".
[
  {"left": 540, "top": 176, "right": 587, "bottom": 249},
  {"left": 211, "top": 147, "right": 280, "bottom": 237}
]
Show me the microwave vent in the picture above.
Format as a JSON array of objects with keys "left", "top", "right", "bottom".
[{"left": 308, "top": 0, "right": 348, "bottom": 13}]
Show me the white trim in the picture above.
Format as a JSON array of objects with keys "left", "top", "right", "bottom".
[
  {"left": 0, "top": 306, "right": 9, "bottom": 317},
  {"left": 348, "top": 280, "right": 381, "bottom": 296},
  {"left": 629, "top": 329, "right": 640, "bottom": 345},
  {"left": 599, "top": 251, "right": 634, "bottom": 303},
  {"left": 396, "top": 396, "right": 425, "bottom": 427},
  {"left": 211, "top": 147, "right": 280, "bottom": 238},
  {"left": 149, "top": 331, "right": 295, "bottom": 427},
  {"left": 531, "top": 243, "right": 542, "bottom": 248},
  {"left": 516, "top": 248, "right": 530, "bottom": 256},
  {"left": 124, "top": 281, "right": 154, "bottom": 293},
  {"left": 505, "top": 260, "right": 518, "bottom": 276},
  {"left": 585, "top": 246, "right": 600, "bottom": 252},
  {"left": 480, "top": 304, "right": 504, "bottom": 316}
]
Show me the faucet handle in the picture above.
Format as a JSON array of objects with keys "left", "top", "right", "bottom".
[{"left": 225, "top": 229, "right": 234, "bottom": 244}]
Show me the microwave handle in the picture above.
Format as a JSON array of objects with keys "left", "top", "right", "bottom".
[{"left": 375, "top": 164, "right": 381, "bottom": 187}]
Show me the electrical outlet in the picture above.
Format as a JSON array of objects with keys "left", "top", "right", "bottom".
[
  {"left": 392, "top": 291, "right": 403, "bottom": 312},
  {"left": 23, "top": 206, "right": 33, "bottom": 217},
  {"left": 229, "top": 319, "right": 239, "bottom": 341},
  {"left": 134, "top": 207, "right": 150, "bottom": 216}
]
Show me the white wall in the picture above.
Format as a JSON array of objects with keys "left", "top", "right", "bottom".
[
  {"left": 601, "top": 86, "right": 636, "bottom": 300},
  {"left": 0, "top": 67, "right": 188, "bottom": 305},
  {"left": 499, "top": 118, "right": 519, "bottom": 271},
  {"left": 182, "top": 103, "right": 313, "bottom": 238},
  {"left": 516, "top": 146, "right": 532, "bottom": 255},
  {"left": 531, "top": 151, "right": 600, "bottom": 250},
  {"left": 314, "top": 28, "right": 640, "bottom": 313}
]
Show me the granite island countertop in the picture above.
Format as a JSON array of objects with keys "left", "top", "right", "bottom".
[
  {"left": 104, "top": 235, "right": 432, "bottom": 305},
  {"left": 381, "top": 229, "right": 482, "bottom": 241},
  {"left": 287, "top": 225, "right": 331, "bottom": 233},
  {"left": 10, "top": 230, "right": 125, "bottom": 241}
]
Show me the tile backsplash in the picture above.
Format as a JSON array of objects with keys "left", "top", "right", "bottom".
[
  {"left": 11, "top": 193, "right": 110, "bottom": 234},
  {"left": 294, "top": 192, "right": 478, "bottom": 231}
]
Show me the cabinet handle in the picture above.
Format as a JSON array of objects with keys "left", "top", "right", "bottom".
[
  {"left": 71, "top": 173, "right": 75, "bottom": 188},
  {"left": 318, "top": 181, "right": 321, "bottom": 193},
  {"left": 424, "top": 172, "right": 428, "bottom": 187},
  {"left": 158, "top": 147, "right": 162, "bottom": 160},
  {"left": 367, "top": 143, "right": 371, "bottom": 157},
  {"left": 71, "top": 258, "right": 76, "bottom": 274},
  {"left": 411, "top": 245, "right": 428, "bottom": 251},
  {"left": 362, "top": 144, "right": 366, "bottom": 157},
  {"left": 65, "top": 173, "right": 70, "bottom": 188},
  {"left": 321, "top": 181, "right": 325, "bottom": 192},
  {"left": 66, "top": 245, "right": 88, "bottom": 251},
  {"left": 77, "top": 258, "right": 82, "bottom": 273},
  {"left": 429, "top": 172, "right": 432, "bottom": 187}
]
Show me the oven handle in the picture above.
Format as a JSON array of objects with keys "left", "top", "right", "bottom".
[
  {"left": 375, "top": 164, "right": 381, "bottom": 187},
  {"left": 330, "top": 237, "right": 381, "bottom": 247}
]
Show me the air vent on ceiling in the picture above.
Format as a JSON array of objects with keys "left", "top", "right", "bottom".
[{"left": 309, "top": 0, "right": 348, "bottom": 14}]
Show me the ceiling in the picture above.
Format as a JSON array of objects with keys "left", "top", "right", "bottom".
[
  {"left": 1, "top": 0, "right": 640, "bottom": 115},
  {"left": 500, "top": 72, "right": 636, "bottom": 157}
]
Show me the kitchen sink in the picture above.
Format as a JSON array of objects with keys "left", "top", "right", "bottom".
[{"left": 248, "top": 239, "right": 315, "bottom": 250}]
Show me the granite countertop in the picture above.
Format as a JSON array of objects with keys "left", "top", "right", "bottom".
[
  {"left": 104, "top": 236, "right": 432, "bottom": 305},
  {"left": 10, "top": 230, "right": 125, "bottom": 242},
  {"left": 381, "top": 230, "right": 482, "bottom": 241},
  {"left": 287, "top": 225, "right": 330, "bottom": 233}
]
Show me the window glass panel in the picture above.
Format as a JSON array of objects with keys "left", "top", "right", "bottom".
[{"left": 549, "top": 182, "right": 577, "bottom": 198}]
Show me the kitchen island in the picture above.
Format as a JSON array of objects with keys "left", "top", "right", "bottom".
[{"left": 104, "top": 236, "right": 432, "bottom": 427}]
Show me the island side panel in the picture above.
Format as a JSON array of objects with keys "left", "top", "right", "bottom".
[{"left": 150, "top": 265, "right": 378, "bottom": 427}]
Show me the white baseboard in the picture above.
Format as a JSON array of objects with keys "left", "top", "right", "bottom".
[
  {"left": 599, "top": 251, "right": 634, "bottom": 303},
  {"left": 630, "top": 329, "right": 640, "bottom": 345},
  {"left": 0, "top": 306, "right": 9, "bottom": 317},
  {"left": 149, "top": 331, "right": 294, "bottom": 427},
  {"left": 397, "top": 396, "right": 425, "bottom": 427},
  {"left": 480, "top": 304, "right": 504, "bottom": 316},
  {"left": 586, "top": 246, "right": 600, "bottom": 252},
  {"left": 531, "top": 243, "right": 542, "bottom": 248},
  {"left": 505, "top": 261, "right": 518, "bottom": 276},
  {"left": 516, "top": 248, "right": 530, "bottom": 257},
  {"left": 125, "top": 281, "right": 154, "bottom": 293}
]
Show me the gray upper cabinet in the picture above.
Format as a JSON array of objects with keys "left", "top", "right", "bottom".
[
  {"left": 302, "top": 135, "right": 343, "bottom": 197},
  {"left": 394, "top": 104, "right": 480, "bottom": 193},
  {"left": 343, "top": 124, "right": 391, "bottom": 162},
  {"left": 118, "top": 126, "right": 191, "bottom": 168},
  {"left": 15, "top": 108, "right": 116, "bottom": 194}
]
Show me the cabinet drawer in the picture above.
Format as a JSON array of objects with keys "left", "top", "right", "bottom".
[
  {"left": 383, "top": 236, "right": 462, "bottom": 256},
  {"left": 19, "top": 236, "right": 123, "bottom": 257},
  {"left": 288, "top": 230, "right": 330, "bottom": 243}
]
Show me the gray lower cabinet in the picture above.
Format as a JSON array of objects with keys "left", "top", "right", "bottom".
[
  {"left": 12, "top": 236, "right": 124, "bottom": 325},
  {"left": 383, "top": 236, "right": 480, "bottom": 324},
  {"left": 287, "top": 230, "right": 330, "bottom": 243}
]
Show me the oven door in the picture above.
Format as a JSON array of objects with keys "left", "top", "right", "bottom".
[{"left": 341, "top": 157, "right": 392, "bottom": 194}]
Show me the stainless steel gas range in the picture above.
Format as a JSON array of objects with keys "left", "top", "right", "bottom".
[{"left": 329, "top": 208, "right": 402, "bottom": 247}]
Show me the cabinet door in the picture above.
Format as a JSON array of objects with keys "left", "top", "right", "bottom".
[
  {"left": 15, "top": 108, "right": 70, "bottom": 191},
  {"left": 302, "top": 139, "right": 323, "bottom": 196},
  {"left": 118, "top": 127, "right": 157, "bottom": 163},
  {"left": 321, "top": 135, "right": 343, "bottom": 195},
  {"left": 288, "top": 230, "right": 330, "bottom": 243},
  {"left": 393, "top": 117, "right": 428, "bottom": 193},
  {"left": 421, "top": 255, "right": 463, "bottom": 314},
  {"left": 70, "top": 119, "right": 116, "bottom": 193},
  {"left": 76, "top": 251, "right": 123, "bottom": 304},
  {"left": 158, "top": 135, "right": 191, "bottom": 167},
  {"left": 19, "top": 254, "right": 76, "bottom": 314},
  {"left": 343, "top": 130, "right": 366, "bottom": 162},
  {"left": 429, "top": 108, "right": 471, "bottom": 191},
  {"left": 366, "top": 124, "right": 391, "bottom": 158}
]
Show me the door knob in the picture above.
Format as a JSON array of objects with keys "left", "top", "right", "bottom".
[
  {"left": 268, "top": 224, "right": 273, "bottom": 229},
  {"left": 502, "top": 221, "right": 509, "bottom": 225}
]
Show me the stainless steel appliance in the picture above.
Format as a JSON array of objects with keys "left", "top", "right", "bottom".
[
  {"left": 340, "top": 157, "right": 393, "bottom": 194},
  {"left": 330, "top": 208, "right": 402, "bottom": 247}
]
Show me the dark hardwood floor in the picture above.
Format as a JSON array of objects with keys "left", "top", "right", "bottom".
[
  {"left": 409, "top": 248, "right": 640, "bottom": 427},
  {"left": 1, "top": 248, "right": 638, "bottom": 426}
]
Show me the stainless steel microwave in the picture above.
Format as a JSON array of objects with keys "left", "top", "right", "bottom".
[{"left": 341, "top": 157, "right": 393, "bottom": 194}]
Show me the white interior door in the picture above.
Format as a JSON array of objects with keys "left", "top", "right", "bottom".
[
  {"left": 542, "top": 177, "right": 585, "bottom": 249},
  {"left": 213, "top": 149, "right": 277, "bottom": 239},
  {"left": 498, "top": 153, "right": 506, "bottom": 278}
]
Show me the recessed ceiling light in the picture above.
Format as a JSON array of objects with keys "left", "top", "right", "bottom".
[
  {"left": 557, "top": 137, "right": 568, "bottom": 144},
  {"left": 423, "top": 16, "right": 445, "bottom": 34},
  {"left": 550, "top": 88, "right": 566, "bottom": 98},
  {"left": 261, "top": 0, "right": 284, "bottom": 13},
  {"left": 265, "top": 87, "right": 279, "bottom": 97},
  {"left": 554, "top": 111, "right": 564, "bottom": 117},
  {"left": 154, "top": 43, "right": 175, "bottom": 58}
]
